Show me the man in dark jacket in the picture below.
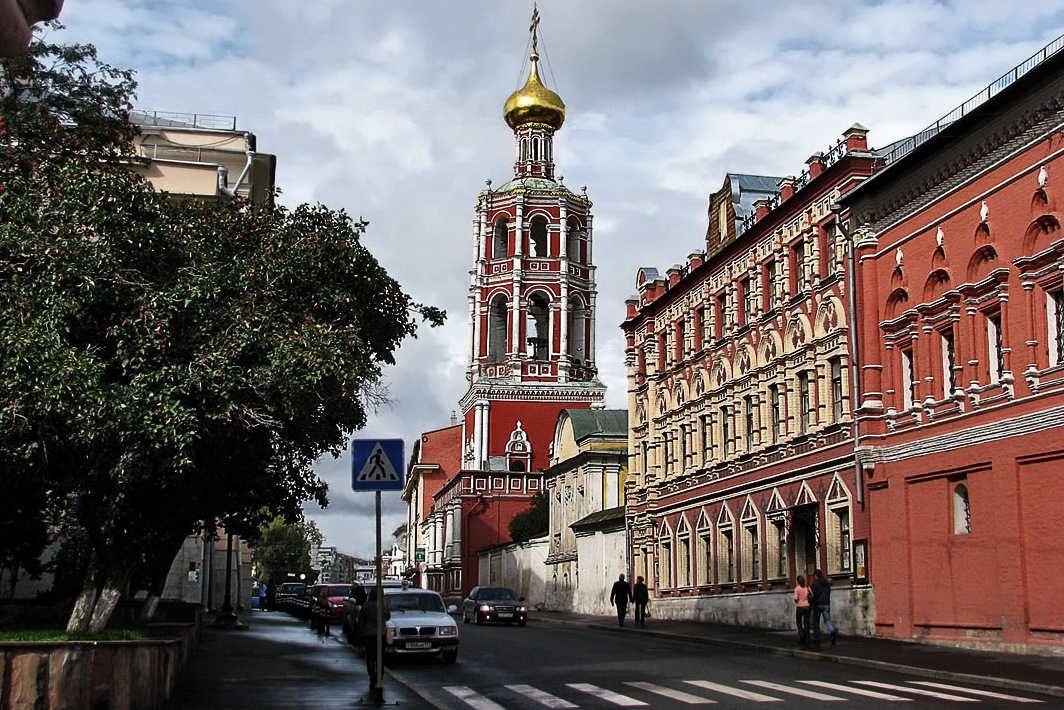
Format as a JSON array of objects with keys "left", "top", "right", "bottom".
[
  {"left": 609, "top": 574, "right": 632, "bottom": 627},
  {"left": 356, "top": 589, "right": 391, "bottom": 697},
  {"left": 632, "top": 576, "right": 650, "bottom": 626},
  {"left": 811, "top": 569, "right": 837, "bottom": 644}
]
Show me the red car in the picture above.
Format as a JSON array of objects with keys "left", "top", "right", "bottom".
[{"left": 311, "top": 584, "right": 351, "bottom": 631}]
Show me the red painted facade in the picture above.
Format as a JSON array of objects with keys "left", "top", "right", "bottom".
[{"left": 843, "top": 40, "right": 1064, "bottom": 651}]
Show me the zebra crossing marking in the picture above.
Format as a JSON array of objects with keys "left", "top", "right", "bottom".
[
  {"left": 444, "top": 685, "right": 507, "bottom": 710},
  {"left": 505, "top": 683, "right": 580, "bottom": 708},
  {"left": 798, "top": 680, "right": 914, "bottom": 701},
  {"left": 624, "top": 681, "right": 716, "bottom": 704},
  {"left": 446, "top": 677, "right": 1039, "bottom": 708},
  {"left": 742, "top": 679, "right": 846, "bottom": 700},
  {"left": 685, "top": 679, "right": 783, "bottom": 702},
  {"left": 908, "top": 681, "right": 1045, "bottom": 702},
  {"left": 567, "top": 683, "right": 648, "bottom": 706},
  {"left": 853, "top": 680, "right": 980, "bottom": 702}
]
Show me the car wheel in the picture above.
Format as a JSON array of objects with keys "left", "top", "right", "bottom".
[
  {"left": 462, "top": 610, "right": 469, "bottom": 623},
  {"left": 442, "top": 648, "right": 458, "bottom": 664},
  {"left": 475, "top": 613, "right": 484, "bottom": 625}
]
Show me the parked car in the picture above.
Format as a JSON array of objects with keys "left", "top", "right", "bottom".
[
  {"left": 310, "top": 583, "right": 350, "bottom": 631},
  {"left": 275, "top": 582, "right": 304, "bottom": 612},
  {"left": 342, "top": 579, "right": 408, "bottom": 643},
  {"left": 462, "top": 586, "right": 527, "bottom": 626},
  {"left": 296, "top": 583, "right": 325, "bottom": 620},
  {"left": 381, "top": 587, "right": 459, "bottom": 664}
]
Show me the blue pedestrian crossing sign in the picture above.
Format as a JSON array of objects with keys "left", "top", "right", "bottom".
[{"left": 351, "top": 439, "right": 404, "bottom": 491}]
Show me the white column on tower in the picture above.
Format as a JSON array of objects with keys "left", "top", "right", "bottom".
[
  {"left": 478, "top": 400, "right": 490, "bottom": 467},
  {"left": 511, "top": 202, "right": 525, "bottom": 359},
  {"left": 558, "top": 201, "right": 569, "bottom": 367}
]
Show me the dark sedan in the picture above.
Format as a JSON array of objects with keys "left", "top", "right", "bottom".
[{"left": 462, "top": 586, "right": 527, "bottom": 626}]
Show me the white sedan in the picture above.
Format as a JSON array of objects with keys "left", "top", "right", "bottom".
[{"left": 382, "top": 588, "right": 459, "bottom": 664}]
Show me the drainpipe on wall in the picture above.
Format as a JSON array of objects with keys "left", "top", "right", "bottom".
[{"left": 217, "top": 149, "right": 256, "bottom": 198}]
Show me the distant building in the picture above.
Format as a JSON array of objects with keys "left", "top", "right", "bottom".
[
  {"left": 543, "top": 409, "right": 629, "bottom": 615},
  {"left": 843, "top": 35, "right": 1064, "bottom": 652},
  {"left": 130, "top": 110, "right": 276, "bottom": 208}
]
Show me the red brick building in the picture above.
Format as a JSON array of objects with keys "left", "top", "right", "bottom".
[
  {"left": 405, "top": 23, "right": 605, "bottom": 599},
  {"left": 842, "top": 36, "right": 1064, "bottom": 651},
  {"left": 622, "top": 127, "right": 882, "bottom": 633}
]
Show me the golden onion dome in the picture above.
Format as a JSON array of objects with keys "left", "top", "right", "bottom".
[{"left": 503, "top": 52, "right": 565, "bottom": 131}]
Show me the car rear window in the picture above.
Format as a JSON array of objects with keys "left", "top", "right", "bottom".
[{"left": 326, "top": 585, "right": 348, "bottom": 596}]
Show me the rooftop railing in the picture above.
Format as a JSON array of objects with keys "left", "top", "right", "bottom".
[
  {"left": 881, "top": 33, "right": 1064, "bottom": 167},
  {"left": 130, "top": 110, "right": 238, "bottom": 131}
]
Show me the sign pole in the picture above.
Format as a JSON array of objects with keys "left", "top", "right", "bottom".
[
  {"left": 349, "top": 437, "right": 403, "bottom": 705},
  {"left": 374, "top": 489, "right": 384, "bottom": 702}
]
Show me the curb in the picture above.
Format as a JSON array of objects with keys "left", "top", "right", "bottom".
[{"left": 532, "top": 616, "right": 1064, "bottom": 699}]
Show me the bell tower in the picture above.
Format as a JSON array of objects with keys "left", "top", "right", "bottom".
[{"left": 459, "top": 12, "right": 606, "bottom": 473}]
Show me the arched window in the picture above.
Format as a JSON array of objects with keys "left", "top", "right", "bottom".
[
  {"left": 526, "top": 293, "right": 550, "bottom": 360},
  {"left": 566, "top": 218, "right": 581, "bottom": 262},
  {"left": 493, "top": 217, "right": 509, "bottom": 259},
  {"left": 487, "top": 295, "right": 508, "bottom": 363},
  {"left": 953, "top": 483, "right": 971, "bottom": 534},
  {"left": 529, "top": 216, "right": 549, "bottom": 257},
  {"left": 568, "top": 296, "right": 587, "bottom": 364}
]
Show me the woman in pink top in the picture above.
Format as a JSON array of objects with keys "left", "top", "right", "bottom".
[{"left": 793, "top": 574, "right": 812, "bottom": 646}]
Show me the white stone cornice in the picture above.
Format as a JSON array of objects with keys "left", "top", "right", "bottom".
[{"left": 858, "top": 404, "right": 1064, "bottom": 465}]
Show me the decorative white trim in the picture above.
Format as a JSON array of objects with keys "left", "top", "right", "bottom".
[{"left": 859, "top": 404, "right": 1064, "bottom": 465}]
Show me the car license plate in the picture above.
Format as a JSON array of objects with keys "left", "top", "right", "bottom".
[
  {"left": 498, "top": 612, "right": 513, "bottom": 618},
  {"left": 406, "top": 641, "right": 431, "bottom": 650}
]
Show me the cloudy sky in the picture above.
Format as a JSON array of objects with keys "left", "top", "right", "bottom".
[{"left": 51, "top": 1, "right": 1064, "bottom": 558}]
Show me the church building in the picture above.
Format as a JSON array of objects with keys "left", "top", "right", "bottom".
[{"left": 405, "top": 17, "right": 606, "bottom": 599}]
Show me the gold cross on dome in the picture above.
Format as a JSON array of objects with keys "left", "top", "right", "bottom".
[{"left": 530, "top": 4, "right": 540, "bottom": 54}]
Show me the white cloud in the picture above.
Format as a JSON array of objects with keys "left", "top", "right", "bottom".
[{"left": 51, "top": 0, "right": 1064, "bottom": 558}]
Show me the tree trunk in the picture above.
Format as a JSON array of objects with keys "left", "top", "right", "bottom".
[
  {"left": 67, "top": 565, "right": 100, "bottom": 632},
  {"left": 138, "top": 593, "right": 161, "bottom": 624},
  {"left": 88, "top": 575, "right": 124, "bottom": 633}
]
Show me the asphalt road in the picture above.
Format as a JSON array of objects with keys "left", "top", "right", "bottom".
[{"left": 385, "top": 620, "right": 1052, "bottom": 709}]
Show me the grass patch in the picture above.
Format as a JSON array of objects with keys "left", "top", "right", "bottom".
[{"left": 0, "top": 628, "right": 147, "bottom": 642}]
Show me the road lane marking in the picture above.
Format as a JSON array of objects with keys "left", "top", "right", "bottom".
[
  {"left": 684, "top": 680, "right": 783, "bottom": 702},
  {"left": 625, "top": 681, "right": 716, "bottom": 704},
  {"left": 908, "top": 681, "right": 1045, "bottom": 702},
  {"left": 505, "top": 684, "right": 580, "bottom": 708},
  {"left": 567, "top": 683, "right": 648, "bottom": 706},
  {"left": 798, "top": 681, "right": 914, "bottom": 701},
  {"left": 853, "top": 680, "right": 980, "bottom": 702},
  {"left": 444, "top": 685, "right": 507, "bottom": 710},
  {"left": 742, "top": 680, "right": 846, "bottom": 700}
]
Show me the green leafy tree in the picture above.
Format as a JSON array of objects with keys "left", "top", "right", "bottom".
[
  {"left": 0, "top": 31, "right": 444, "bottom": 631},
  {"left": 252, "top": 517, "right": 322, "bottom": 584},
  {"left": 508, "top": 493, "right": 549, "bottom": 543}
]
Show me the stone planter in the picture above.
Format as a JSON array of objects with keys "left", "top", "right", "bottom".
[{"left": 0, "top": 623, "right": 197, "bottom": 710}]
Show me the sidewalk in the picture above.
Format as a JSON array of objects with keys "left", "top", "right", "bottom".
[
  {"left": 532, "top": 610, "right": 1064, "bottom": 698},
  {"left": 166, "top": 610, "right": 431, "bottom": 709}
]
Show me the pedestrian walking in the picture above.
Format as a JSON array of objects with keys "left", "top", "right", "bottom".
[
  {"left": 793, "top": 574, "right": 812, "bottom": 646},
  {"left": 265, "top": 578, "right": 277, "bottom": 612},
  {"left": 811, "top": 568, "right": 838, "bottom": 645},
  {"left": 356, "top": 588, "right": 391, "bottom": 698},
  {"left": 632, "top": 576, "right": 649, "bottom": 626},
  {"left": 609, "top": 574, "right": 633, "bottom": 627}
]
